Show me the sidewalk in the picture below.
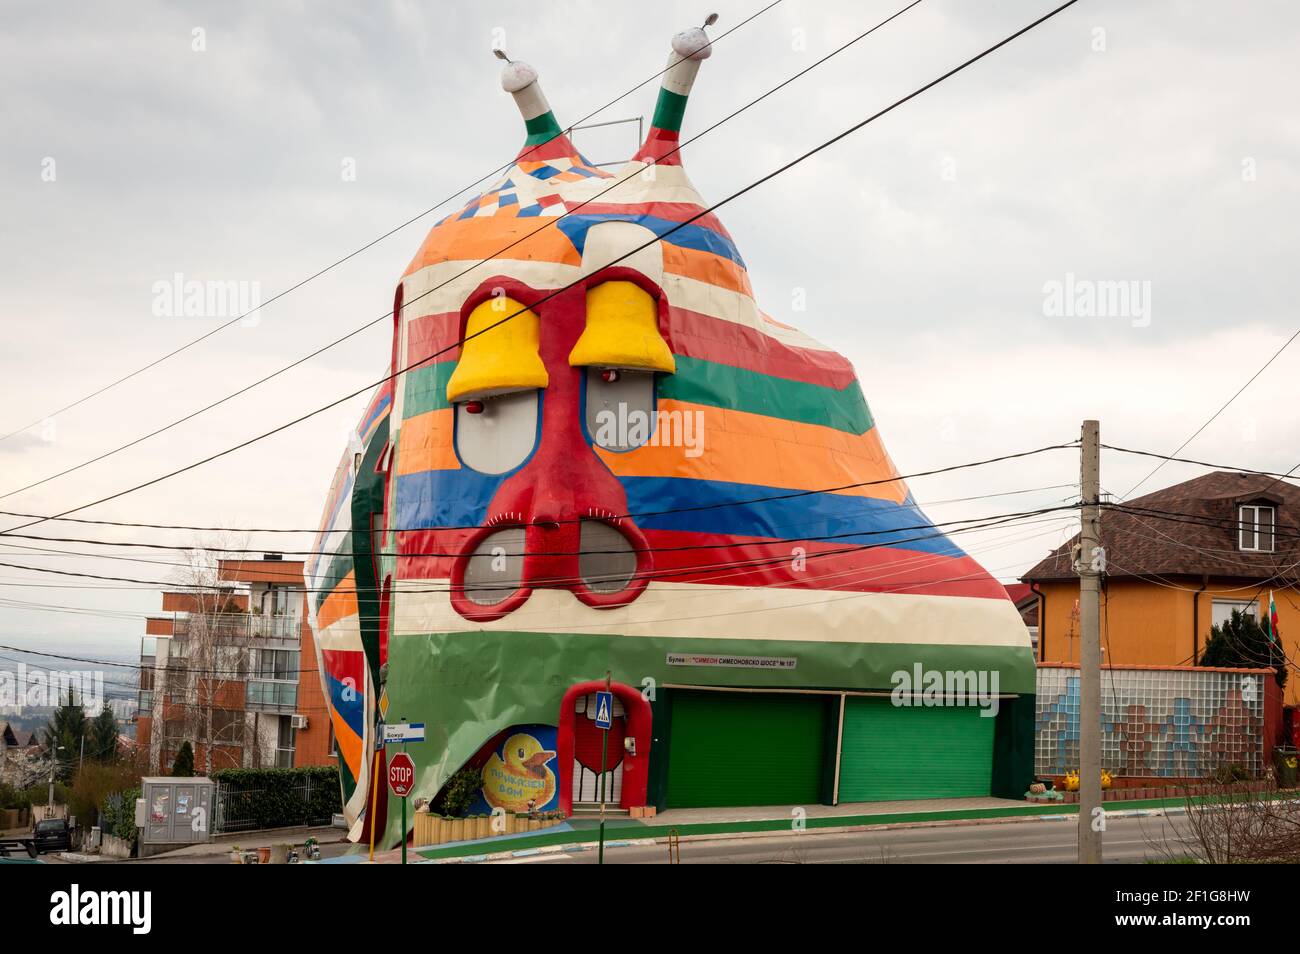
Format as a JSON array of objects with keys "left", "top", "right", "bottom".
[
  {"left": 60, "top": 824, "right": 348, "bottom": 862},
  {"left": 408, "top": 793, "right": 1195, "bottom": 863}
]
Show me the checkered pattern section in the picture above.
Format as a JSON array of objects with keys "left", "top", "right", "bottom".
[{"left": 436, "top": 156, "right": 611, "bottom": 226}]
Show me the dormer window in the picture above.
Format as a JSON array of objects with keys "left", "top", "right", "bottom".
[{"left": 1238, "top": 503, "right": 1275, "bottom": 552}]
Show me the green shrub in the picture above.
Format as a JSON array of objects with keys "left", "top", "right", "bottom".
[
  {"left": 170, "top": 741, "right": 195, "bottom": 777},
  {"left": 430, "top": 764, "right": 482, "bottom": 818},
  {"left": 211, "top": 766, "right": 340, "bottom": 830},
  {"left": 100, "top": 787, "right": 141, "bottom": 842},
  {"left": 69, "top": 762, "right": 140, "bottom": 831}
]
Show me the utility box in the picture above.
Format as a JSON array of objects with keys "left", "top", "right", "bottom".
[{"left": 138, "top": 777, "right": 214, "bottom": 857}]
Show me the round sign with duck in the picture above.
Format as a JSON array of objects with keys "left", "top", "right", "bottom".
[{"left": 481, "top": 731, "right": 558, "bottom": 813}]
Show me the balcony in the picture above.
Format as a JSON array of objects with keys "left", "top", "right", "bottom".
[
  {"left": 246, "top": 680, "right": 298, "bottom": 712},
  {"left": 172, "top": 612, "right": 301, "bottom": 642}
]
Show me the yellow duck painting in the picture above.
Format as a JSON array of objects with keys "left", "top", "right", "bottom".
[{"left": 481, "top": 733, "right": 558, "bottom": 813}]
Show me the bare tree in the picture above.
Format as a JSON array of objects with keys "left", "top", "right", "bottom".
[
  {"left": 1146, "top": 774, "right": 1300, "bottom": 864},
  {"left": 156, "top": 535, "right": 251, "bottom": 776}
]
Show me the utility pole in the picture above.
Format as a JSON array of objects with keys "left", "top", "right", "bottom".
[{"left": 1077, "top": 419, "right": 1103, "bottom": 864}]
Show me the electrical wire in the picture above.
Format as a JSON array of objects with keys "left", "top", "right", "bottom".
[
  {"left": 0, "top": 441, "right": 1075, "bottom": 538},
  {"left": 0, "top": 0, "right": 787, "bottom": 448},
  {"left": 1119, "top": 327, "right": 1300, "bottom": 499},
  {"left": 0, "top": 0, "right": 915, "bottom": 505},
  {"left": 1, "top": 0, "right": 1084, "bottom": 536}
]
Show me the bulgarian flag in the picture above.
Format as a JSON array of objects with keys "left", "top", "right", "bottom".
[{"left": 1266, "top": 591, "right": 1280, "bottom": 644}]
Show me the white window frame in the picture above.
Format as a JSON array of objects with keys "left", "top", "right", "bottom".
[
  {"left": 1238, "top": 504, "right": 1275, "bottom": 552},
  {"left": 1212, "top": 599, "right": 1259, "bottom": 629}
]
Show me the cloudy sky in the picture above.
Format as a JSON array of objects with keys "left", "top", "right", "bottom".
[{"left": 1, "top": 0, "right": 1297, "bottom": 660}]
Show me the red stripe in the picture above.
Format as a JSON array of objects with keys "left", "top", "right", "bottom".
[
  {"left": 516, "top": 134, "right": 582, "bottom": 163},
  {"left": 393, "top": 528, "right": 1007, "bottom": 600},
  {"left": 407, "top": 311, "right": 461, "bottom": 364},
  {"left": 632, "top": 128, "right": 684, "bottom": 166},
  {"left": 666, "top": 304, "right": 856, "bottom": 388}
]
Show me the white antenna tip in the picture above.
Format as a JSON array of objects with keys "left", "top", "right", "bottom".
[{"left": 672, "top": 26, "right": 712, "bottom": 61}]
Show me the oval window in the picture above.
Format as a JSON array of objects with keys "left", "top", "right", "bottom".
[
  {"left": 585, "top": 369, "right": 655, "bottom": 451},
  {"left": 455, "top": 389, "right": 539, "bottom": 474}
]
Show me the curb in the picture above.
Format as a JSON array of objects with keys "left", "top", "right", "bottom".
[{"left": 430, "top": 807, "right": 1188, "bottom": 863}]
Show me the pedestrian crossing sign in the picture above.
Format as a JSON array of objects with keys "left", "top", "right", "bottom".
[{"left": 594, "top": 691, "right": 613, "bottom": 730}]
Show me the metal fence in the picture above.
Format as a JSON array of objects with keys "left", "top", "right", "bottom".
[{"left": 213, "top": 774, "right": 337, "bottom": 834}]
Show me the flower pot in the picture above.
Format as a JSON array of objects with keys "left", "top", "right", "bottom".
[
  {"left": 256, "top": 847, "right": 271, "bottom": 864},
  {"left": 229, "top": 850, "right": 242, "bottom": 865}
]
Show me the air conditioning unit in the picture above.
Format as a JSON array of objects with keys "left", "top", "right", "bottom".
[{"left": 290, "top": 714, "right": 309, "bottom": 730}]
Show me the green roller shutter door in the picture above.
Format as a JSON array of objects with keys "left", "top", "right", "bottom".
[
  {"left": 666, "top": 692, "right": 827, "bottom": 808},
  {"left": 838, "top": 698, "right": 995, "bottom": 802}
]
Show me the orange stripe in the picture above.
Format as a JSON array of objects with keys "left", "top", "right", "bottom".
[
  {"left": 404, "top": 217, "right": 581, "bottom": 277},
  {"left": 396, "top": 409, "right": 460, "bottom": 475},
  {"left": 662, "top": 243, "right": 753, "bottom": 297},
  {"left": 595, "top": 401, "right": 907, "bottom": 504},
  {"left": 332, "top": 710, "right": 363, "bottom": 781},
  {"left": 316, "top": 571, "right": 359, "bottom": 632}
]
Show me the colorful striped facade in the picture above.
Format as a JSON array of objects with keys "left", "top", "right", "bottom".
[{"left": 307, "top": 32, "right": 1035, "bottom": 844}]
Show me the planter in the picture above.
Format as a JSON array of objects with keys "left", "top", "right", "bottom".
[
  {"left": 256, "top": 847, "right": 271, "bottom": 864},
  {"left": 229, "top": 850, "right": 243, "bottom": 865}
]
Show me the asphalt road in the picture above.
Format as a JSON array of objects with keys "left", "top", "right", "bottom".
[
  {"left": 36, "top": 814, "right": 1196, "bottom": 864},
  {"left": 490, "top": 815, "right": 1197, "bottom": 864}
]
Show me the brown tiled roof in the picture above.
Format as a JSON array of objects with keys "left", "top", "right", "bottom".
[{"left": 1022, "top": 471, "right": 1300, "bottom": 583}]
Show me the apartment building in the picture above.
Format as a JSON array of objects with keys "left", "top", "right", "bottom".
[{"left": 134, "top": 555, "right": 332, "bottom": 773}]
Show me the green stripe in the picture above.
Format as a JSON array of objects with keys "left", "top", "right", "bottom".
[
  {"left": 403, "top": 356, "right": 873, "bottom": 434},
  {"left": 664, "top": 355, "right": 873, "bottom": 433},
  {"left": 403, "top": 361, "right": 456, "bottom": 417},
  {"left": 523, "top": 110, "right": 563, "bottom": 146},
  {"left": 650, "top": 88, "right": 688, "bottom": 132}
]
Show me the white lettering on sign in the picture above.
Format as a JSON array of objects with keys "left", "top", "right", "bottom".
[{"left": 665, "top": 653, "right": 797, "bottom": 670}]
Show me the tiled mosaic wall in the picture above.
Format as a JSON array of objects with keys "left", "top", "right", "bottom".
[{"left": 1035, "top": 666, "right": 1266, "bottom": 778}]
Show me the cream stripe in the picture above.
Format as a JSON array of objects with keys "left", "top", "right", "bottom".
[{"left": 390, "top": 582, "right": 1031, "bottom": 649}]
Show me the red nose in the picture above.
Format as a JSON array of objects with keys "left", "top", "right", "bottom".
[{"left": 450, "top": 284, "right": 649, "bottom": 621}]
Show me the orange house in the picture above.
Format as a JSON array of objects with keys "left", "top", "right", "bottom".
[{"left": 1023, "top": 471, "right": 1300, "bottom": 705}]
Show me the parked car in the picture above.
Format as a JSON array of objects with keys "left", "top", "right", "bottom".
[{"left": 32, "top": 818, "right": 71, "bottom": 854}]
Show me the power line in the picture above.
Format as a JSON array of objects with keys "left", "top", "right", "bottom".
[
  {"left": 0, "top": 0, "right": 919, "bottom": 507},
  {"left": 0, "top": 446, "right": 1075, "bottom": 555},
  {"left": 1, "top": 0, "right": 1083, "bottom": 536},
  {"left": 0, "top": 442, "right": 1074, "bottom": 536},
  {"left": 0, "top": 0, "right": 786, "bottom": 448},
  {"left": 1102, "top": 444, "right": 1300, "bottom": 484},
  {"left": 1120, "top": 327, "right": 1300, "bottom": 499},
  {"left": 0, "top": 504, "right": 1082, "bottom": 596}
]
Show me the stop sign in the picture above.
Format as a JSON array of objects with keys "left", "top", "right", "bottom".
[{"left": 388, "top": 752, "right": 416, "bottom": 798}]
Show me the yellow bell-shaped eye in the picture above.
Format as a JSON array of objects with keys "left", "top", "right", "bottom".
[
  {"left": 569, "top": 281, "right": 675, "bottom": 373},
  {"left": 446, "top": 297, "right": 549, "bottom": 402}
]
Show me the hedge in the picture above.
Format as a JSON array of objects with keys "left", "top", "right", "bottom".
[
  {"left": 211, "top": 766, "right": 340, "bottom": 831},
  {"left": 100, "top": 786, "right": 141, "bottom": 842}
]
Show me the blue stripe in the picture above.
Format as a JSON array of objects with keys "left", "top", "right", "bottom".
[
  {"left": 327, "top": 673, "right": 365, "bottom": 738},
  {"left": 555, "top": 214, "right": 745, "bottom": 268},
  {"left": 394, "top": 472, "right": 966, "bottom": 557},
  {"left": 359, "top": 394, "right": 391, "bottom": 441}
]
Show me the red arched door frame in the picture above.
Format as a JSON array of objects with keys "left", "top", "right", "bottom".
[{"left": 557, "top": 680, "right": 652, "bottom": 815}]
